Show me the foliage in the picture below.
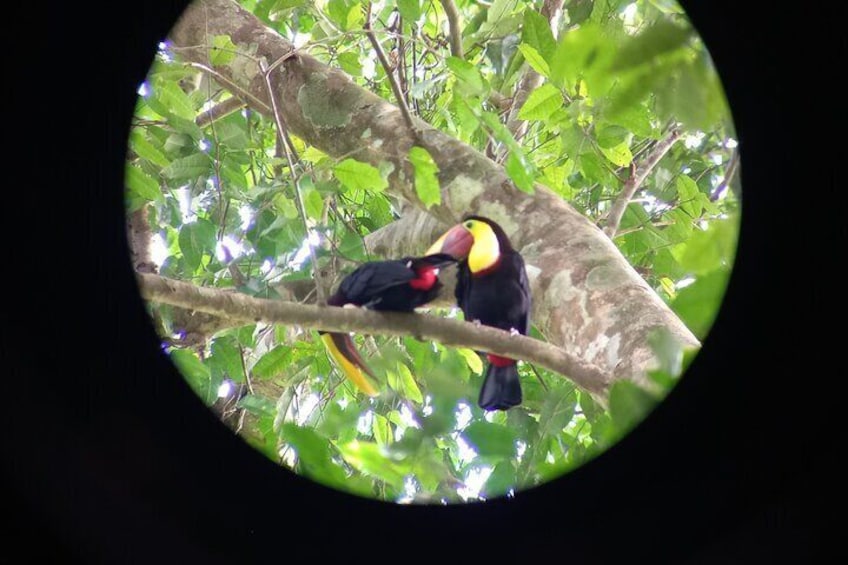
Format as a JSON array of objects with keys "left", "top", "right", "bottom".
[{"left": 127, "top": 0, "right": 739, "bottom": 503}]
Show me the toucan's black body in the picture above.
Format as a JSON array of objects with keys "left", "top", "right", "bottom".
[
  {"left": 329, "top": 253, "right": 456, "bottom": 311},
  {"left": 454, "top": 216, "right": 531, "bottom": 411},
  {"left": 321, "top": 253, "right": 456, "bottom": 396}
]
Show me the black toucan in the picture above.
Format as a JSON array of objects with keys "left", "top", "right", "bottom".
[
  {"left": 427, "top": 215, "right": 531, "bottom": 411},
  {"left": 321, "top": 253, "right": 457, "bottom": 396}
]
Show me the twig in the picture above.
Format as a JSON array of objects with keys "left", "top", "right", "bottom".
[
  {"left": 365, "top": 2, "right": 418, "bottom": 134},
  {"left": 710, "top": 148, "right": 739, "bottom": 201},
  {"left": 138, "top": 273, "right": 613, "bottom": 397},
  {"left": 439, "top": 0, "right": 464, "bottom": 58},
  {"left": 195, "top": 97, "right": 246, "bottom": 128},
  {"left": 260, "top": 57, "right": 327, "bottom": 305},
  {"left": 493, "top": 0, "right": 565, "bottom": 163},
  {"left": 603, "top": 127, "right": 682, "bottom": 238}
]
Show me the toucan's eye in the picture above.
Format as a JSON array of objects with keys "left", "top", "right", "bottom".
[{"left": 464, "top": 221, "right": 473, "bottom": 229}]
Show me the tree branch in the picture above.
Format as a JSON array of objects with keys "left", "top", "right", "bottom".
[
  {"left": 439, "top": 0, "right": 464, "bottom": 58},
  {"left": 138, "top": 273, "right": 612, "bottom": 398},
  {"left": 604, "top": 127, "right": 682, "bottom": 238},
  {"left": 195, "top": 96, "right": 246, "bottom": 128}
]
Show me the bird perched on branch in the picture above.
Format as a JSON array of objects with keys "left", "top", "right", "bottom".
[
  {"left": 321, "top": 253, "right": 457, "bottom": 396},
  {"left": 428, "top": 215, "right": 530, "bottom": 411}
]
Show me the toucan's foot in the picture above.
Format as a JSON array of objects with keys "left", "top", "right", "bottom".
[
  {"left": 509, "top": 327, "right": 520, "bottom": 336},
  {"left": 472, "top": 319, "right": 483, "bottom": 327}
]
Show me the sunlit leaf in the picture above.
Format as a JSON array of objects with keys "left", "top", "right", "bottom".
[
  {"left": 456, "top": 348, "right": 483, "bottom": 375},
  {"left": 516, "top": 44, "right": 550, "bottom": 77},
  {"left": 505, "top": 152, "right": 535, "bottom": 193},
  {"left": 337, "top": 51, "right": 361, "bottom": 76},
  {"left": 521, "top": 9, "right": 556, "bottom": 61},
  {"left": 517, "top": 83, "right": 562, "bottom": 121},
  {"left": 408, "top": 146, "right": 441, "bottom": 209},
  {"left": 125, "top": 164, "right": 162, "bottom": 202},
  {"left": 251, "top": 345, "right": 291, "bottom": 380},
  {"left": 162, "top": 153, "right": 211, "bottom": 181},
  {"left": 178, "top": 218, "right": 216, "bottom": 271},
  {"left": 130, "top": 129, "right": 169, "bottom": 167},
  {"left": 397, "top": 0, "right": 421, "bottom": 23},
  {"left": 333, "top": 158, "right": 387, "bottom": 192},
  {"left": 210, "top": 34, "right": 237, "bottom": 66}
]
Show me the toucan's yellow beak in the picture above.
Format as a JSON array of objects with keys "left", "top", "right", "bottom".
[{"left": 426, "top": 224, "right": 474, "bottom": 259}]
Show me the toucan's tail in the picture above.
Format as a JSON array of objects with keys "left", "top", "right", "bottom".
[
  {"left": 320, "top": 332, "right": 379, "bottom": 396},
  {"left": 478, "top": 355, "right": 522, "bottom": 411}
]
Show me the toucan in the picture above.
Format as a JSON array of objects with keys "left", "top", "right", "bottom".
[
  {"left": 321, "top": 253, "right": 457, "bottom": 396},
  {"left": 427, "top": 215, "right": 530, "bottom": 411}
]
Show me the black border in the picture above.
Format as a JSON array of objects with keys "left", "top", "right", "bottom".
[{"left": 4, "top": 1, "right": 842, "bottom": 562}]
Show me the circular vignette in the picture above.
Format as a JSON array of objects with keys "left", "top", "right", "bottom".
[{"left": 124, "top": 0, "right": 740, "bottom": 507}]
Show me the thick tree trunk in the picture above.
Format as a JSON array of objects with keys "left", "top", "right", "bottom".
[{"left": 168, "top": 0, "right": 699, "bottom": 396}]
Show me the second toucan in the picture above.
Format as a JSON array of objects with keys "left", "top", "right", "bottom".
[
  {"left": 321, "top": 253, "right": 457, "bottom": 396},
  {"left": 428, "top": 215, "right": 531, "bottom": 411}
]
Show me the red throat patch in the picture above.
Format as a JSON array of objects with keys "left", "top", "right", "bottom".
[{"left": 409, "top": 268, "right": 437, "bottom": 290}]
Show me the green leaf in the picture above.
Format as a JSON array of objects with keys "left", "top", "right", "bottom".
[
  {"left": 604, "top": 102, "right": 656, "bottom": 138},
  {"left": 599, "top": 142, "right": 633, "bottom": 167},
  {"left": 671, "top": 270, "right": 730, "bottom": 339},
  {"left": 304, "top": 186, "right": 325, "bottom": 221},
  {"left": 389, "top": 362, "right": 424, "bottom": 404},
  {"left": 301, "top": 146, "right": 329, "bottom": 164},
  {"left": 272, "top": 193, "right": 299, "bottom": 220},
  {"left": 333, "top": 158, "right": 387, "bottom": 192},
  {"left": 446, "top": 57, "right": 486, "bottom": 95},
  {"left": 462, "top": 421, "right": 517, "bottom": 459},
  {"left": 337, "top": 440, "right": 409, "bottom": 490},
  {"left": 674, "top": 218, "right": 737, "bottom": 276},
  {"left": 162, "top": 153, "right": 211, "bottom": 182},
  {"left": 208, "top": 337, "right": 245, "bottom": 383},
  {"left": 281, "top": 423, "right": 348, "bottom": 485},
  {"left": 336, "top": 51, "right": 361, "bottom": 76},
  {"left": 539, "top": 389, "right": 577, "bottom": 437},
  {"left": 129, "top": 129, "right": 169, "bottom": 167},
  {"left": 372, "top": 413, "right": 392, "bottom": 446},
  {"left": 152, "top": 80, "right": 196, "bottom": 122},
  {"left": 213, "top": 118, "right": 248, "bottom": 150},
  {"left": 609, "top": 380, "right": 657, "bottom": 433},
  {"left": 456, "top": 348, "right": 483, "bottom": 375},
  {"left": 397, "top": 0, "right": 421, "bottom": 23},
  {"left": 675, "top": 174, "right": 703, "bottom": 218},
  {"left": 516, "top": 44, "right": 550, "bottom": 78},
  {"left": 237, "top": 394, "right": 276, "bottom": 418},
  {"left": 125, "top": 164, "right": 162, "bottom": 202},
  {"left": 251, "top": 345, "right": 292, "bottom": 380},
  {"left": 178, "top": 218, "right": 217, "bottom": 271},
  {"left": 408, "top": 146, "right": 441, "bottom": 209},
  {"left": 521, "top": 9, "right": 556, "bottom": 61},
  {"left": 210, "top": 35, "right": 237, "bottom": 66},
  {"left": 611, "top": 20, "right": 693, "bottom": 71},
  {"left": 517, "top": 83, "right": 562, "bottom": 121},
  {"left": 505, "top": 152, "right": 535, "bottom": 193},
  {"left": 170, "top": 349, "right": 214, "bottom": 403},
  {"left": 484, "top": 461, "right": 516, "bottom": 498},
  {"left": 596, "top": 125, "right": 630, "bottom": 149},
  {"left": 566, "top": 0, "right": 595, "bottom": 26}
]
